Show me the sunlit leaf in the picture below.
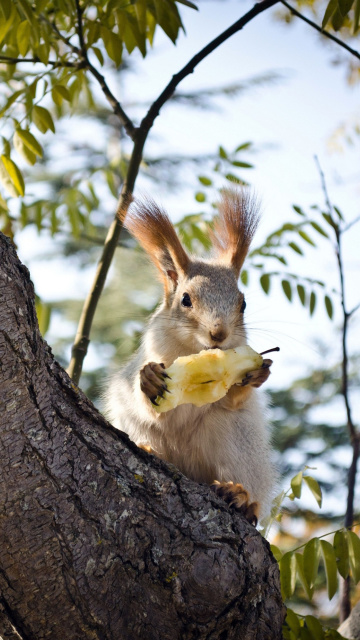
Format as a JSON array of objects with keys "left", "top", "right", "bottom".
[
  {"left": 0, "top": 155, "right": 25, "bottom": 196},
  {"left": 295, "top": 553, "right": 312, "bottom": 600},
  {"left": 32, "top": 106, "right": 55, "bottom": 134},
  {"left": 347, "top": 530, "right": 360, "bottom": 583},
  {"left": 310, "top": 221, "right": 329, "bottom": 238},
  {"left": 320, "top": 540, "right": 338, "bottom": 600},
  {"left": 303, "top": 538, "right": 320, "bottom": 588},
  {"left": 16, "top": 129, "right": 43, "bottom": 157},
  {"left": 303, "top": 475, "right": 322, "bottom": 508},
  {"left": 17, "top": 19, "right": 31, "bottom": 56},
  {"left": 285, "top": 608, "right": 300, "bottom": 635},
  {"left": 280, "top": 551, "right": 297, "bottom": 600},
  {"left": 198, "top": 176, "right": 212, "bottom": 186},
  {"left": 334, "top": 531, "right": 349, "bottom": 579},
  {"left": 195, "top": 191, "right": 206, "bottom": 203},
  {"left": 305, "top": 614, "right": 324, "bottom": 639},
  {"left": 299, "top": 230, "right": 316, "bottom": 247},
  {"left": 13, "top": 131, "right": 36, "bottom": 165},
  {"left": 291, "top": 470, "right": 303, "bottom": 498},
  {"left": 270, "top": 544, "right": 282, "bottom": 562}
]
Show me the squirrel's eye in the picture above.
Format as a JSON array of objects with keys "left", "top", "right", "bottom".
[
  {"left": 240, "top": 298, "right": 246, "bottom": 313},
  {"left": 181, "top": 292, "right": 192, "bottom": 308}
]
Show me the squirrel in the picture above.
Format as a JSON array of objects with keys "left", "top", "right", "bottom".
[{"left": 103, "top": 190, "right": 275, "bottom": 525}]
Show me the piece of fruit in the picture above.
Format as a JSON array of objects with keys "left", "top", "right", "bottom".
[{"left": 154, "top": 345, "right": 264, "bottom": 413}]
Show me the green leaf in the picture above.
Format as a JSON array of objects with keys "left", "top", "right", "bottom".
[
  {"left": 322, "top": 0, "right": 338, "bottom": 26},
  {"left": 309, "top": 291, "right": 316, "bottom": 316},
  {"left": 260, "top": 273, "right": 270, "bottom": 294},
  {"left": 225, "top": 173, "right": 242, "bottom": 184},
  {"left": 282, "top": 279, "right": 292, "bottom": 302},
  {"left": 195, "top": 191, "right": 206, "bottom": 203},
  {"left": 291, "top": 470, "right": 303, "bottom": 498},
  {"left": 293, "top": 204, "right": 305, "bottom": 216},
  {"left": 310, "top": 221, "right": 329, "bottom": 238},
  {"left": 303, "top": 538, "right": 320, "bottom": 588},
  {"left": 320, "top": 540, "right": 338, "bottom": 600},
  {"left": 198, "top": 176, "right": 212, "bottom": 186},
  {"left": 289, "top": 242, "right": 303, "bottom": 255},
  {"left": 354, "top": 0, "right": 360, "bottom": 31},
  {"left": 17, "top": 20, "right": 31, "bottom": 56},
  {"left": 333, "top": 531, "right": 349, "bottom": 579},
  {"left": 333, "top": 205, "right": 344, "bottom": 220},
  {"left": 338, "top": 0, "right": 354, "bottom": 17},
  {"left": 285, "top": 608, "right": 300, "bottom": 635},
  {"left": 270, "top": 544, "right": 282, "bottom": 562},
  {"left": 235, "top": 142, "right": 252, "bottom": 152},
  {"left": 324, "top": 295, "right": 333, "bottom": 320},
  {"left": 332, "top": 6, "right": 345, "bottom": 30},
  {"left": 175, "top": 0, "right": 198, "bottom": 9},
  {"left": 101, "top": 27, "right": 123, "bottom": 66},
  {"left": 231, "top": 160, "right": 253, "bottom": 169},
  {"left": 32, "top": 106, "right": 55, "bottom": 134},
  {"left": 305, "top": 615, "right": 324, "bottom": 640},
  {"left": 321, "top": 212, "right": 337, "bottom": 230},
  {"left": 219, "top": 145, "right": 228, "bottom": 159},
  {"left": 240, "top": 270, "right": 248, "bottom": 286},
  {"left": 13, "top": 131, "right": 36, "bottom": 165},
  {"left": 299, "top": 230, "right": 316, "bottom": 247},
  {"left": 296, "top": 284, "right": 306, "bottom": 307},
  {"left": 35, "top": 299, "right": 52, "bottom": 336},
  {"left": 0, "top": 155, "right": 25, "bottom": 196},
  {"left": 16, "top": 129, "right": 43, "bottom": 157},
  {"left": 52, "top": 85, "right": 71, "bottom": 105},
  {"left": 295, "top": 553, "right": 313, "bottom": 599},
  {"left": 347, "top": 531, "right": 360, "bottom": 583},
  {"left": 303, "top": 476, "right": 322, "bottom": 508},
  {"left": 280, "top": 551, "right": 297, "bottom": 600}
]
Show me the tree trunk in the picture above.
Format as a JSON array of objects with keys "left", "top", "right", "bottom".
[{"left": 0, "top": 231, "right": 285, "bottom": 640}]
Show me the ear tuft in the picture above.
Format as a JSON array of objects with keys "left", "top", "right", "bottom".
[
  {"left": 122, "top": 197, "right": 189, "bottom": 291},
  {"left": 210, "top": 189, "right": 260, "bottom": 277}
]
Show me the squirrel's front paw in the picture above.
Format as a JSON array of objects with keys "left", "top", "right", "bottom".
[
  {"left": 240, "top": 358, "right": 272, "bottom": 389},
  {"left": 211, "top": 480, "right": 259, "bottom": 526},
  {"left": 140, "top": 362, "right": 170, "bottom": 407}
]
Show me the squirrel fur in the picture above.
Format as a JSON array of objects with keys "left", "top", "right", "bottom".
[{"left": 104, "top": 190, "right": 275, "bottom": 523}]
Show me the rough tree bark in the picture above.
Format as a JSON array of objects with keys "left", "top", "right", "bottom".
[{"left": 0, "top": 231, "right": 285, "bottom": 640}]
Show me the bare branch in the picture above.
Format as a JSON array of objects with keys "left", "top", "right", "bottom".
[
  {"left": 0, "top": 54, "right": 76, "bottom": 68},
  {"left": 280, "top": 0, "right": 360, "bottom": 61},
  {"left": 315, "top": 157, "right": 359, "bottom": 624}
]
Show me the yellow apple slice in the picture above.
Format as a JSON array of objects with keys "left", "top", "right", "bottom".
[{"left": 154, "top": 345, "right": 264, "bottom": 413}]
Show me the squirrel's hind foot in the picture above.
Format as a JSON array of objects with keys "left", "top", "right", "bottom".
[{"left": 211, "top": 480, "right": 259, "bottom": 526}]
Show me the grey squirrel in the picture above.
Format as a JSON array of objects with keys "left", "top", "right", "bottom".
[{"left": 104, "top": 190, "right": 275, "bottom": 524}]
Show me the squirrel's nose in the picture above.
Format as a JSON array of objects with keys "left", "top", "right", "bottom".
[{"left": 209, "top": 326, "right": 228, "bottom": 343}]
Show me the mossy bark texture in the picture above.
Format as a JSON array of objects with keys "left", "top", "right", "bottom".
[{"left": 0, "top": 232, "right": 285, "bottom": 640}]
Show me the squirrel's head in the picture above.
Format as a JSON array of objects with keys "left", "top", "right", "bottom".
[{"left": 123, "top": 190, "right": 259, "bottom": 351}]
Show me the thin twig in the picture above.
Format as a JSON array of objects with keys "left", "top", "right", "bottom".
[
  {"left": 0, "top": 54, "right": 76, "bottom": 67},
  {"left": 315, "top": 157, "right": 359, "bottom": 623},
  {"left": 280, "top": 0, "right": 360, "bottom": 61}
]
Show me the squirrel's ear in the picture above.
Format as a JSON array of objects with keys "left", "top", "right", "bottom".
[
  {"left": 210, "top": 189, "right": 260, "bottom": 278},
  {"left": 122, "top": 197, "right": 189, "bottom": 293}
]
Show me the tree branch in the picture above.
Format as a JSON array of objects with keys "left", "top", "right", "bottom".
[
  {"left": 280, "top": 0, "right": 360, "bottom": 61},
  {"left": 0, "top": 54, "right": 76, "bottom": 67},
  {"left": 315, "top": 157, "right": 359, "bottom": 623}
]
